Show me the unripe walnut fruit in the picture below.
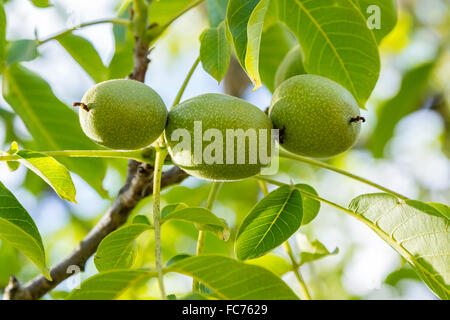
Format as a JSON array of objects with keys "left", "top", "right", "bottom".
[
  {"left": 165, "top": 94, "right": 274, "bottom": 181},
  {"left": 269, "top": 75, "right": 362, "bottom": 158},
  {"left": 274, "top": 45, "right": 306, "bottom": 89},
  {"left": 78, "top": 79, "right": 167, "bottom": 150}
]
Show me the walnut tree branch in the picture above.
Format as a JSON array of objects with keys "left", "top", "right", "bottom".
[{"left": 3, "top": 10, "right": 189, "bottom": 300}]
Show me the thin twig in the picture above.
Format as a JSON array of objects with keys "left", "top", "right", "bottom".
[
  {"left": 278, "top": 150, "right": 408, "bottom": 200},
  {"left": 171, "top": 56, "right": 200, "bottom": 109},
  {"left": 37, "top": 19, "right": 129, "bottom": 45}
]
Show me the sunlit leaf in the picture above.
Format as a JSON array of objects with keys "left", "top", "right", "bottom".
[
  {"left": 235, "top": 185, "right": 303, "bottom": 260},
  {"left": 200, "top": 21, "right": 231, "bottom": 83},
  {"left": 168, "top": 255, "right": 299, "bottom": 299},
  {"left": 1, "top": 146, "right": 76, "bottom": 202},
  {"left": 56, "top": 34, "right": 108, "bottom": 83},
  {"left": 349, "top": 194, "right": 450, "bottom": 299},
  {"left": 226, "top": 0, "right": 260, "bottom": 68},
  {"left": 2, "top": 64, "right": 108, "bottom": 196},
  {"left": 352, "top": 0, "right": 398, "bottom": 43},
  {"left": 0, "top": 181, "right": 50, "bottom": 279},
  {"left": 428, "top": 203, "right": 450, "bottom": 220},
  {"left": 94, "top": 223, "right": 152, "bottom": 272},
  {"left": 0, "top": 241, "right": 21, "bottom": 287},
  {"left": 161, "top": 207, "right": 230, "bottom": 241},
  {"left": 245, "top": 0, "right": 270, "bottom": 89},
  {"left": 277, "top": 0, "right": 380, "bottom": 107}
]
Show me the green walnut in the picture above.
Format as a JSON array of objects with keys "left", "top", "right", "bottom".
[
  {"left": 269, "top": 75, "right": 363, "bottom": 158},
  {"left": 274, "top": 45, "right": 306, "bottom": 89},
  {"left": 165, "top": 94, "right": 274, "bottom": 181},
  {"left": 77, "top": 79, "right": 167, "bottom": 150}
]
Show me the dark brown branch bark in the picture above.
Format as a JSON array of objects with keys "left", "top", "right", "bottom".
[{"left": 3, "top": 15, "right": 189, "bottom": 300}]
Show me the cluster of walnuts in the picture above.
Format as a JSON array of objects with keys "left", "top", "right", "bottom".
[{"left": 75, "top": 46, "right": 362, "bottom": 181}]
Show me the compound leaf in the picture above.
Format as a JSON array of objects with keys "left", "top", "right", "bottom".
[
  {"left": 1, "top": 146, "right": 76, "bottom": 202},
  {"left": 349, "top": 193, "right": 450, "bottom": 299},
  {"left": 277, "top": 0, "right": 380, "bottom": 107},
  {"left": 352, "top": 0, "right": 398, "bottom": 43},
  {"left": 2, "top": 64, "right": 108, "bottom": 196}
]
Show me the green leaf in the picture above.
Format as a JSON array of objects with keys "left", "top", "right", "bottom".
[
  {"left": 349, "top": 194, "right": 450, "bottom": 299},
  {"left": 259, "top": 21, "right": 297, "bottom": 92},
  {"left": 200, "top": 21, "right": 231, "bottom": 83},
  {"left": 0, "top": 1, "right": 6, "bottom": 69},
  {"left": 161, "top": 203, "right": 188, "bottom": 219},
  {"left": 70, "top": 256, "right": 298, "bottom": 300},
  {"left": 369, "top": 62, "right": 435, "bottom": 158},
  {"left": 2, "top": 64, "right": 108, "bottom": 196},
  {"left": 148, "top": 0, "right": 201, "bottom": 28},
  {"left": 5, "top": 141, "right": 19, "bottom": 171},
  {"left": 56, "top": 34, "right": 108, "bottom": 83},
  {"left": 66, "top": 269, "right": 154, "bottom": 300},
  {"left": 166, "top": 253, "right": 192, "bottom": 267},
  {"left": 168, "top": 255, "right": 299, "bottom": 299},
  {"left": 244, "top": 0, "right": 270, "bottom": 89},
  {"left": 246, "top": 254, "right": 291, "bottom": 276},
  {"left": 226, "top": 0, "right": 260, "bottom": 68},
  {"left": 0, "top": 181, "right": 50, "bottom": 279},
  {"left": 1, "top": 146, "right": 76, "bottom": 202},
  {"left": 277, "top": 0, "right": 380, "bottom": 107},
  {"left": 296, "top": 233, "right": 338, "bottom": 266},
  {"left": 235, "top": 185, "right": 303, "bottom": 260},
  {"left": 384, "top": 266, "right": 420, "bottom": 287},
  {"left": 94, "top": 223, "right": 152, "bottom": 272},
  {"left": 132, "top": 215, "right": 151, "bottom": 225},
  {"left": 206, "top": 0, "right": 229, "bottom": 27},
  {"left": 0, "top": 107, "right": 17, "bottom": 144},
  {"left": 352, "top": 0, "right": 397, "bottom": 43},
  {"left": 6, "top": 39, "right": 38, "bottom": 65},
  {"left": 29, "top": 0, "right": 51, "bottom": 8},
  {"left": 428, "top": 203, "right": 450, "bottom": 220},
  {"left": 296, "top": 184, "right": 320, "bottom": 226},
  {"left": 161, "top": 207, "right": 230, "bottom": 241},
  {"left": 108, "top": 5, "right": 134, "bottom": 79}
]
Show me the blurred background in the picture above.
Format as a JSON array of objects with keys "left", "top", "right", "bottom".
[{"left": 0, "top": 0, "right": 449, "bottom": 299}]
